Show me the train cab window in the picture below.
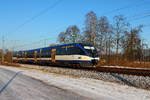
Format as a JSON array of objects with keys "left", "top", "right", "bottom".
[
  {"left": 79, "top": 43, "right": 99, "bottom": 57},
  {"left": 84, "top": 47, "right": 98, "bottom": 57}
]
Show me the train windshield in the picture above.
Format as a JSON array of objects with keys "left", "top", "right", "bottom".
[
  {"left": 79, "top": 43, "right": 98, "bottom": 57},
  {"left": 84, "top": 46, "right": 98, "bottom": 57}
]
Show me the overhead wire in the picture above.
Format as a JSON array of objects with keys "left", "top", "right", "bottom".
[
  {"left": 129, "top": 13, "right": 150, "bottom": 22},
  {"left": 10, "top": 0, "right": 150, "bottom": 50},
  {"left": 9, "top": 0, "right": 63, "bottom": 35},
  {"left": 12, "top": 25, "right": 67, "bottom": 50},
  {"left": 10, "top": 0, "right": 143, "bottom": 36},
  {"left": 7, "top": 0, "right": 63, "bottom": 50},
  {"left": 102, "top": 0, "right": 147, "bottom": 15},
  {"left": 13, "top": 37, "right": 57, "bottom": 50}
]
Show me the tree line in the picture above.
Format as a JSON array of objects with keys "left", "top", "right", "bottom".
[{"left": 58, "top": 11, "right": 148, "bottom": 63}]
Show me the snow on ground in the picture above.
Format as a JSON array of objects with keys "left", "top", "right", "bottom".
[{"left": 0, "top": 65, "right": 150, "bottom": 100}]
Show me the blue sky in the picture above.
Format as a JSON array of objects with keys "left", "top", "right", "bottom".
[{"left": 0, "top": 0, "right": 150, "bottom": 50}]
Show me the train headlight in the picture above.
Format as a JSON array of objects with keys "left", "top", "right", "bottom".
[{"left": 82, "top": 56, "right": 90, "bottom": 60}]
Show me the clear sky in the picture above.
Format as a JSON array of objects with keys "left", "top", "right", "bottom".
[{"left": 0, "top": 0, "right": 150, "bottom": 50}]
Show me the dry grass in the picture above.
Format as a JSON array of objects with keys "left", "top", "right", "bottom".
[
  {"left": 0, "top": 62, "right": 21, "bottom": 67},
  {"left": 98, "top": 59, "right": 150, "bottom": 68},
  {"left": 99, "top": 54, "right": 150, "bottom": 68}
]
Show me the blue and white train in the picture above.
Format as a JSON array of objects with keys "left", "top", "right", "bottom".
[{"left": 13, "top": 43, "right": 99, "bottom": 67}]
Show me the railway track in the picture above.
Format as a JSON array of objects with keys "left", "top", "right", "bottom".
[
  {"left": 67, "top": 65, "right": 150, "bottom": 77},
  {"left": 53, "top": 65, "right": 150, "bottom": 77},
  {"left": 92, "top": 66, "right": 150, "bottom": 76},
  {"left": 2, "top": 62, "right": 150, "bottom": 77}
]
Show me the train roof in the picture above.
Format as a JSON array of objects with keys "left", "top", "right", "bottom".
[{"left": 16, "top": 43, "right": 93, "bottom": 53}]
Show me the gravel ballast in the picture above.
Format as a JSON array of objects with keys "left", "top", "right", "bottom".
[{"left": 17, "top": 64, "right": 150, "bottom": 90}]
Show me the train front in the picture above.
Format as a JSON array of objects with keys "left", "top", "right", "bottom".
[{"left": 79, "top": 43, "right": 100, "bottom": 66}]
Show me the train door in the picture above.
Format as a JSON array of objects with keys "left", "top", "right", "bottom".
[
  {"left": 25, "top": 52, "right": 27, "bottom": 62},
  {"left": 16, "top": 53, "right": 19, "bottom": 62},
  {"left": 23, "top": 52, "right": 25, "bottom": 62},
  {"left": 51, "top": 49, "right": 56, "bottom": 63},
  {"left": 34, "top": 51, "right": 37, "bottom": 62}
]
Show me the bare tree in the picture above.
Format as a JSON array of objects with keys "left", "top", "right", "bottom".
[
  {"left": 83, "top": 11, "right": 97, "bottom": 45},
  {"left": 56, "top": 11, "right": 149, "bottom": 66},
  {"left": 0, "top": 49, "right": 2, "bottom": 63},
  {"left": 4, "top": 51, "right": 13, "bottom": 63},
  {"left": 58, "top": 32, "right": 67, "bottom": 44},
  {"left": 124, "top": 25, "right": 143, "bottom": 61},
  {"left": 97, "top": 16, "right": 113, "bottom": 55},
  {"left": 113, "top": 15, "right": 129, "bottom": 55},
  {"left": 57, "top": 25, "right": 80, "bottom": 44},
  {"left": 65, "top": 25, "right": 80, "bottom": 43}
]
